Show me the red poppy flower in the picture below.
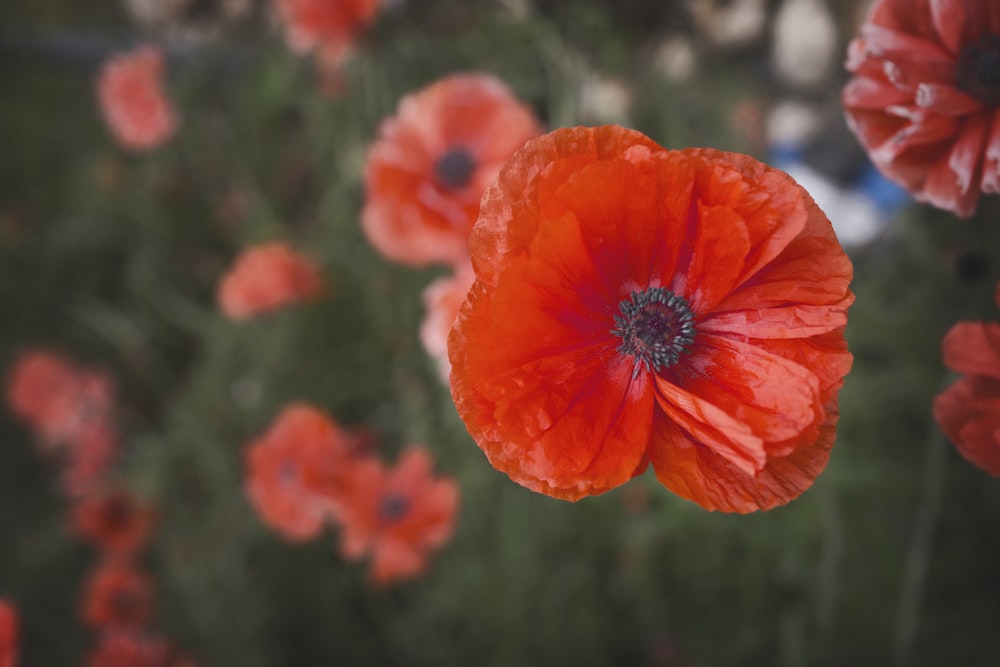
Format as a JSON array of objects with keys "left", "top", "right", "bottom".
[
  {"left": 97, "top": 46, "right": 177, "bottom": 152},
  {"left": 71, "top": 487, "right": 157, "bottom": 556},
  {"left": 448, "top": 125, "right": 854, "bottom": 512},
  {"left": 362, "top": 73, "right": 543, "bottom": 267},
  {"left": 0, "top": 600, "right": 17, "bottom": 667},
  {"left": 6, "top": 351, "right": 116, "bottom": 447},
  {"left": 217, "top": 242, "right": 326, "bottom": 320},
  {"left": 420, "top": 261, "right": 475, "bottom": 382},
  {"left": 842, "top": 0, "right": 1000, "bottom": 217},
  {"left": 82, "top": 561, "right": 154, "bottom": 629},
  {"left": 245, "top": 404, "right": 356, "bottom": 541},
  {"left": 933, "top": 292, "right": 1000, "bottom": 475},
  {"left": 6, "top": 351, "right": 119, "bottom": 494},
  {"left": 273, "top": 0, "right": 380, "bottom": 70},
  {"left": 337, "top": 446, "right": 459, "bottom": 585}
]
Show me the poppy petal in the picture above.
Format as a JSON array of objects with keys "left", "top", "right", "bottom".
[
  {"left": 471, "top": 126, "right": 662, "bottom": 284},
  {"left": 942, "top": 322, "right": 1000, "bottom": 379},
  {"left": 701, "top": 300, "right": 851, "bottom": 339},
  {"left": 541, "top": 157, "right": 686, "bottom": 296},
  {"left": 754, "top": 329, "right": 854, "bottom": 403},
  {"left": 844, "top": 76, "right": 915, "bottom": 110},
  {"left": 982, "top": 111, "right": 1000, "bottom": 193},
  {"left": 679, "top": 202, "right": 750, "bottom": 314},
  {"left": 654, "top": 379, "right": 766, "bottom": 476},
  {"left": 658, "top": 334, "right": 823, "bottom": 459},
  {"left": 934, "top": 375, "right": 1000, "bottom": 476},
  {"left": 649, "top": 404, "right": 838, "bottom": 513}
]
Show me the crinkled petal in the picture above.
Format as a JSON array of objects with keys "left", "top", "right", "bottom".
[
  {"left": 700, "top": 298, "right": 851, "bottom": 339},
  {"left": 540, "top": 157, "right": 686, "bottom": 298},
  {"left": 679, "top": 202, "right": 750, "bottom": 314},
  {"left": 660, "top": 334, "right": 823, "bottom": 457},
  {"left": 654, "top": 379, "right": 766, "bottom": 477},
  {"left": 471, "top": 126, "right": 662, "bottom": 285},
  {"left": 649, "top": 402, "right": 839, "bottom": 513}
]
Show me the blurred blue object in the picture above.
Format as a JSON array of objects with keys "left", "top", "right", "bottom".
[{"left": 770, "top": 139, "right": 911, "bottom": 248}]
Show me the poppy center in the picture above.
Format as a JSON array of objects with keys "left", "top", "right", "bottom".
[
  {"left": 277, "top": 461, "right": 300, "bottom": 486},
  {"left": 611, "top": 287, "right": 695, "bottom": 374},
  {"left": 378, "top": 493, "right": 410, "bottom": 522},
  {"left": 434, "top": 147, "right": 476, "bottom": 190},
  {"left": 957, "top": 34, "right": 1000, "bottom": 105}
]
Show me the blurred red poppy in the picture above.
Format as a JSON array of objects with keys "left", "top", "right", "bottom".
[
  {"left": 6, "top": 350, "right": 119, "bottom": 494},
  {"left": 337, "top": 446, "right": 458, "bottom": 585},
  {"left": 217, "top": 242, "right": 326, "bottom": 320},
  {"left": 97, "top": 46, "right": 177, "bottom": 152},
  {"left": 71, "top": 487, "right": 157, "bottom": 556},
  {"left": 362, "top": 73, "right": 543, "bottom": 266},
  {"left": 843, "top": 0, "right": 1000, "bottom": 217},
  {"left": 934, "top": 299, "right": 1000, "bottom": 475},
  {"left": 245, "top": 404, "right": 356, "bottom": 541},
  {"left": 449, "top": 125, "right": 854, "bottom": 512},
  {"left": 82, "top": 561, "right": 154, "bottom": 629},
  {"left": 420, "top": 261, "right": 475, "bottom": 382},
  {"left": 273, "top": 0, "right": 380, "bottom": 70},
  {"left": 6, "top": 351, "right": 116, "bottom": 448},
  {"left": 88, "top": 630, "right": 170, "bottom": 667},
  {"left": 0, "top": 600, "right": 17, "bottom": 667},
  {"left": 62, "top": 423, "right": 119, "bottom": 498}
]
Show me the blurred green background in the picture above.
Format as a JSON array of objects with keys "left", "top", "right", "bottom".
[{"left": 3, "top": 0, "right": 1000, "bottom": 665}]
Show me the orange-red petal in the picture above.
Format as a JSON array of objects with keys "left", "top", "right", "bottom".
[
  {"left": 934, "top": 375, "right": 1000, "bottom": 476},
  {"left": 649, "top": 400, "right": 839, "bottom": 513}
]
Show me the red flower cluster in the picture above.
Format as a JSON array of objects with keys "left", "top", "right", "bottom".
[
  {"left": 449, "top": 125, "right": 854, "bottom": 512},
  {"left": 934, "top": 286, "right": 1000, "bottom": 475},
  {"left": 96, "top": 46, "right": 177, "bottom": 152},
  {"left": 273, "top": 0, "right": 380, "bottom": 70},
  {"left": 217, "top": 242, "right": 326, "bottom": 320},
  {"left": 72, "top": 486, "right": 197, "bottom": 667},
  {"left": 843, "top": 0, "right": 1000, "bottom": 217},
  {"left": 0, "top": 600, "right": 17, "bottom": 667},
  {"left": 5, "top": 350, "right": 118, "bottom": 496},
  {"left": 362, "top": 73, "right": 543, "bottom": 267},
  {"left": 244, "top": 403, "right": 459, "bottom": 584}
]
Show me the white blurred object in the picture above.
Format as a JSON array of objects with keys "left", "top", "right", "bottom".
[
  {"left": 784, "top": 162, "right": 887, "bottom": 247},
  {"left": 690, "top": 0, "right": 767, "bottom": 49},
  {"left": 771, "top": 0, "right": 838, "bottom": 89},
  {"left": 767, "top": 100, "right": 823, "bottom": 146},
  {"left": 651, "top": 36, "right": 697, "bottom": 82},
  {"left": 578, "top": 74, "right": 632, "bottom": 125},
  {"left": 498, "top": 0, "right": 533, "bottom": 20},
  {"left": 123, "top": 0, "right": 250, "bottom": 42}
]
